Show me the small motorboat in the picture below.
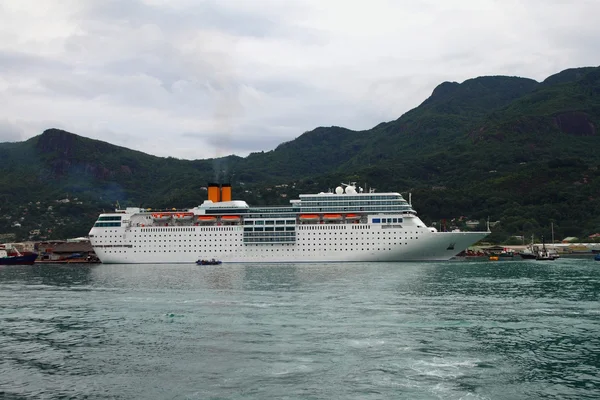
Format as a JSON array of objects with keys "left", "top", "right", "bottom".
[
  {"left": 0, "top": 245, "right": 37, "bottom": 265},
  {"left": 196, "top": 259, "right": 222, "bottom": 265},
  {"left": 535, "top": 236, "right": 556, "bottom": 261},
  {"left": 594, "top": 254, "right": 600, "bottom": 261}
]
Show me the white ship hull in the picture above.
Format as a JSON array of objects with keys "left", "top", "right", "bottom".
[
  {"left": 90, "top": 224, "right": 488, "bottom": 264},
  {"left": 89, "top": 183, "right": 490, "bottom": 264}
]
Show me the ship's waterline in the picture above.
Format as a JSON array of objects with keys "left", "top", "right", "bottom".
[{"left": 89, "top": 183, "right": 489, "bottom": 264}]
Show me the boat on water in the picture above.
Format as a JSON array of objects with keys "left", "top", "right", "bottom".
[
  {"left": 0, "top": 245, "right": 38, "bottom": 265},
  {"left": 519, "top": 235, "right": 559, "bottom": 260},
  {"left": 196, "top": 259, "right": 222, "bottom": 265},
  {"left": 594, "top": 254, "right": 600, "bottom": 261},
  {"left": 519, "top": 249, "right": 537, "bottom": 260},
  {"left": 535, "top": 236, "right": 558, "bottom": 261},
  {"left": 520, "top": 235, "right": 538, "bottom": 259},
  {"left": 88, "top": 182, "right": 490, "bottom": 264}
]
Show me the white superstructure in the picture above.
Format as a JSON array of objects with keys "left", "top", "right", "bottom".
[{"left": 88, "top": 183, "right": 490, "bottom": 264}]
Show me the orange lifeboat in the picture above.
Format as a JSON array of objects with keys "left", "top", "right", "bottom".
[
  {"left": 152, "top": 213, "right": 172, "bottom": 222},
  {"left": 173, "top": 212, "right": 194, "bottom": 221},
  {"left": 323, "top": 214, "right": 342, "bottom": 221},
  {"left": 345, "top": 213, "right": 361, "bottom": 220},
  {"left": 221, "top": 215, "right": 241, "bottom": 222},
  {"left": 198, "top": 215, "right": 217, "bottom": 223},
  {"left": 299, "top": 214, "right": 319, "bottom": 221}
]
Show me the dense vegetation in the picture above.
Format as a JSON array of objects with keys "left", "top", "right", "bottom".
[{"left": 1, "top": 66, "right": 599, "bottom": 244}]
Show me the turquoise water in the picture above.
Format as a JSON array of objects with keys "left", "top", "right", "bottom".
[{"left": 1, "top": 259, "right": 599, "bottom": 399}]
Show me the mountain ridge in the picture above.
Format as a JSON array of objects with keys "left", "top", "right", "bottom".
[{"left": 1, "top": 65, "right": 599, "bottom": 243}]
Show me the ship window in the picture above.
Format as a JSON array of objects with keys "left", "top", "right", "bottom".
[{"left": 373, "top": 218, "right": 381, "bottom": 223}]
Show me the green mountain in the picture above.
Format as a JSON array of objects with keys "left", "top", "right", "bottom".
[{"left": 1, "top": 66, "right": 599, "bottom": 244}]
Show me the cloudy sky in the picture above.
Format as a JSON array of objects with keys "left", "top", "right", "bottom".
[{"left": 1, "top": 0, "right": 598, "bottom": 159}]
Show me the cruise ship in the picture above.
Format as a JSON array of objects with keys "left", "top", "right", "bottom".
[{"left": 88, "top": 183, "right": 490, "bottom": 264}]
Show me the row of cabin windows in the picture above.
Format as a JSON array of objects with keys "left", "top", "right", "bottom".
[
  {"left": 244, "top": 220, "right": 295, "bottom": 225},
  {"left": 108, "top": 237, "right": 417, "bottom": 246},
  {"left": 300, "top": 195, "right": 402, "bottom": 201},
  {"left": 95, "top": 233, "right": 418, "bottom": 242},
  {"left": 98, "top": 216, "right": 122, "bottom": 221},
  {"left": 131, "top": 239, "right": 415, "bottom": 246},
  {"left": 95, "top": 234, "right": 418, "bottom": 243},
  {"left": 101, "top": 224, "right": 412, "bottom": 233},
  {"left": 106, "top": 246, "right": 399, "bottom": 254},
  {"left": 372, "top": 218, "right": 403, "bottom": 223}
]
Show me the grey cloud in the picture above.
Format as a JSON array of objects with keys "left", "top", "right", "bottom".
[
  {"left": 75, "top": 0, "right": 281, "bottom": 39},
  {"left": 38, "top": 77, "right": 101, "bottom": 100},
  {"left": 249, "top": 79, "right": 322, "bottom": 98},
  {"left": 182, "top": 124, "right": 293, "bottom": 156},
  {"left": 0, "top": 120, "right": 24, "bottom": 142},
  {"left": 0, "top": 50, "right": 71, "bottom": 74}
]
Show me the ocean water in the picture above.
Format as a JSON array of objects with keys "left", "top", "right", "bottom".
[{"left": 1, "top": 258, "right": 599, "bottom": 399}]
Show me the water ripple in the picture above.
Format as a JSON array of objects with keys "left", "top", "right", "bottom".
[{"left": 1, "top": 260, "right": 599, "bottom": 399}]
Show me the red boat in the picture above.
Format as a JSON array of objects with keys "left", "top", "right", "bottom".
[{"left": 0, "top": 245, "right": 38, "bottom": 265}]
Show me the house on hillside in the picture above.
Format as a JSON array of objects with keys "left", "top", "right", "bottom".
[
  {"left": 465, "top": 220, "right": 480, "bottom": 229},
  {"left": 561, "top": 237, "right": 578, "bottom": 243}
]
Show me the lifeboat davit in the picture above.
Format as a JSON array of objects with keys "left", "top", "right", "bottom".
[
  {"left": 323, "top": 214, "right": 342, "bottom": 221},
  {"left": 345, "top": 213, "right": 360, "bottom": 220},
  {"left": 152, "top": 213, "right": 172, "bottom": 222},
  {"left": 198, "top": 215, "right": 217, "bottom": 223},
  {"left": 299, "top": 214, "right": 319, "bottom": 221},
  {"left": 221, "top": 215, "right": 241, "bottom": 222},
  {"left": 173, "top": 212, "right": 194, "bottom": 221}
]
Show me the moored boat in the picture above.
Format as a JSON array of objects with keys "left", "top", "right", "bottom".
[
  {"left": 196, "top": 259, "right": 222, "bottom": 265},
  {"left": 0, "top": 245, "right": 38, "bottom": 265},
  {"left": 536, "top": 236, "right": 557, "bottom": 261},
  {"left": 520, "top": 250, "right": 537, "bottom": 260}
]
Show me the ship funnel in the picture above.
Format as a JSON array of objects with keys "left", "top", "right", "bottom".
[
  {"left": 221, "top": 183, "right": 232, "bottom": 202},
  {"left": 208, "top": 183, "right": 221, "bottom": 203}
]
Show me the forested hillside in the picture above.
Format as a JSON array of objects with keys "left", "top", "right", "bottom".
[{"left": 1, "top": 66, "right": 599, "bottom": 244}]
